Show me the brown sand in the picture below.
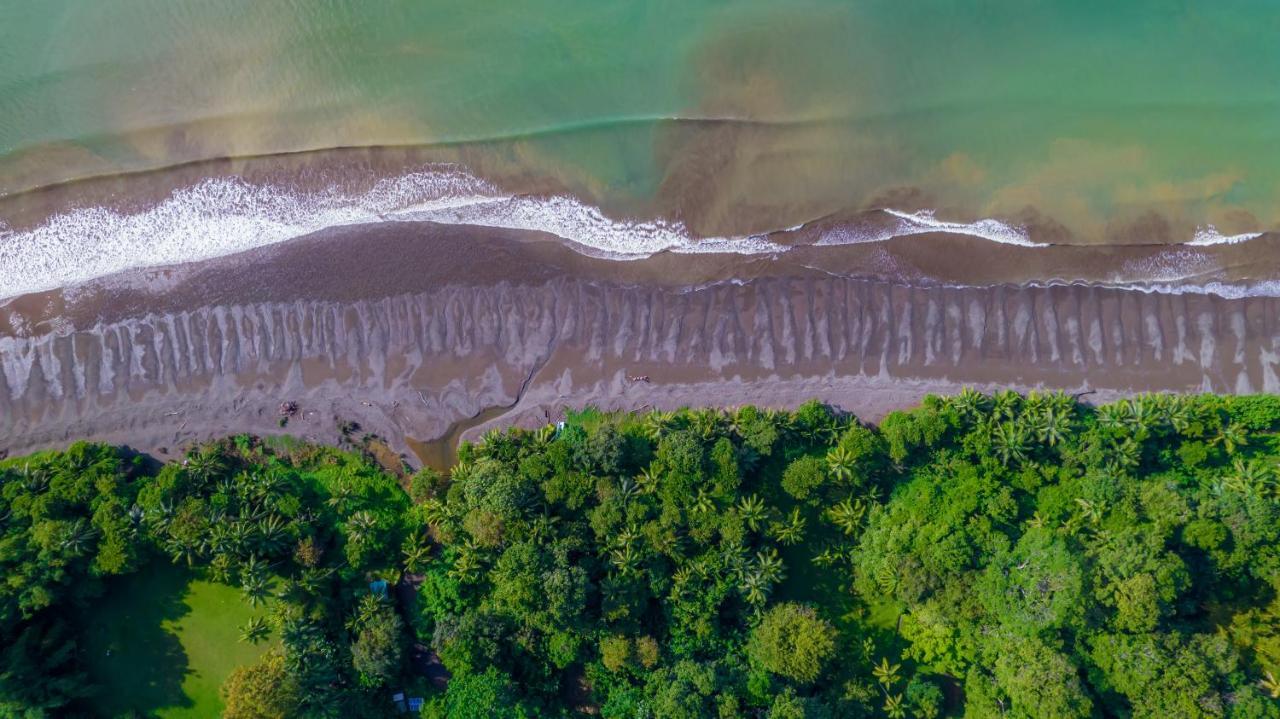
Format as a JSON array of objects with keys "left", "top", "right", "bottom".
[{"left": 3, "top": 221, "right": 1278, "bottom": 465}]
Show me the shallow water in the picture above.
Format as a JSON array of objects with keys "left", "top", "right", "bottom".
[{"left": 3, "top": 1, "right": 1280, "bottom": 295}]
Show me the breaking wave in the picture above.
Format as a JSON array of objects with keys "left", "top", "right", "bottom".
[{"left": 0, "top": 165, "right": 1276, "bottom": 300}]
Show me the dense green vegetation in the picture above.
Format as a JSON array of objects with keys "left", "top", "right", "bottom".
[{"left": 4, "top": 392, "right": 1280, "bottom": 717}]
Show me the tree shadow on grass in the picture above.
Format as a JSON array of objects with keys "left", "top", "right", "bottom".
[{"left": 78, "top": 562, "right": 195, "bottom": 717}]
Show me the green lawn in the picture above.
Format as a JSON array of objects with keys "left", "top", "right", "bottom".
[{"left": 81, "top": 563, "right": 272, "bottom": 718}]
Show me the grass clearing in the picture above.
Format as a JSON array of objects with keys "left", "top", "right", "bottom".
[{"left": 81, "top": 563, "right": 272, "bottom": 718}]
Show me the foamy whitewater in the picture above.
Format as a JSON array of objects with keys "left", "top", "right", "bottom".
[
  {"left": 0, "top": 166, "right": 1274, "bottom": 300},
  {"left": 0, "top": 166, "right": 791, "bottom": 300}
]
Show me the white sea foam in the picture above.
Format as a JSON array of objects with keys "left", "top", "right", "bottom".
[
  {"left": 1187, "top": 225, "right": 1264, "bottom": 246},
  {"left": 817, "top": 208, "right": 1046, "bottom": 248},
  {"left": 0, "top": 165, "right": 1274, "bottom": 300},
  {"left": 0, "top": 166, "right": 789, "bottom": 299},
  {"left": 0, "top": 167, "right": 500, "bottom": 299}
]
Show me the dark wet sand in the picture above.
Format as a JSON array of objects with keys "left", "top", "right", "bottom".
[{"left": 4, "top": 221, "right": 1280, "bottom": 464}]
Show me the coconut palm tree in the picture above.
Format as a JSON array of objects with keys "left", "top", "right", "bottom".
[
  {"left": 644, "top": 410, "right": 677, "bottom": 441},
  {"left": 617, "top": 477, "right": 640, "bottom": 505},
  {"left": 255, "top": 514, "right": 290, "bottom": 555},
  {"left": 167, "top": 538, "right": 202, "bottom": 567},
  {"left": 632, "top": 465, "right": 659, "bottom": 495},
  {"left": 691, "top": 489, "right": 715, "bottom": 515},
  {"left": 1224, "top": 459, "right": 1273, "bottom": 500},
  {"left": 610, "top": 545, "right": 641, "bottom": 576},
  {"left": 239, "top": 616, "right": 271, "bottom": 644},
  {"left": 402, "top": 534, "right": 432, "bottom": 573},
  {"left": 883, "top": 693, "right": 906, "bottom": 719},
  {"left": 59, "top": 519, "right": 97, "bottom": 556},
  {"left": 992, "top": 390, "right": 1022, "bottom": 422},
  {"left": 326, "top": 484, "right": 356, "bottom": 512},
  {"left": 1261, "top": 670, "right": 1280, "bottom": 700},
  {"left": 740, "top": 571, "right": 770, "bottom": 608},
  {"left": 737, "top": 495, "right": 768, "bottom": 532},
  {"left": 1096, "top": 404, "right": 1128, "bottom": 432},
  {"left": 754, "top": 548, "right": 786, "bottom": 585},
  {"left": 992, "top": 422, "right": 1029, "bottom": 466},
  {"left": 1075, "top": 497, "right": 1103, "bottom": 526},
  {"left": 770, "top": 508, "right": 806, "bottom": 546},
  {"left": 533, "top": 424, "right": 556, "bottom": 446},
  {"left": 812, "top": 547, "right": 844, "bottom": 568},
  {"left": 1165, "top": 400, "right": 1192, "bottom": 435},
  {"left": 826, "top": 446, "right": 856, "bottom": 483},
  {"left": 1213, "top": 422, "right": 1248, "bottom": 456},
  {"left": 873, "top": 658, "right": 901, "bottom": 688},
  {"left": 345, "top": 510, "right": 378, "bottom": 545},
  {"left": 950, "top": 387, "right": 989, "bottom": 419},
  {"left": 1036, "top": 407, "right": 1071, "bottom": 447},
  {"left": 19, "top": 464, "right": 50, "bottom": 494},
  {"left": 242, "top": 573, "right": 271, "bottom": 608},
  {"left": 826, "top": 498, "right": 866, "bottom": 536},
  {"left": 184, "top": 449, "right": 222, "bottom": 480}
]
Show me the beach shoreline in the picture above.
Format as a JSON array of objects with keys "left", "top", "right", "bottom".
[{"left": 4, "top": 220, "right": 1276, "bottom": 465}]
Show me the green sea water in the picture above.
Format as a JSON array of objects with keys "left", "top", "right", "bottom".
[{"left": 3, "top": 0, "right": 1280, "bottom": 241}]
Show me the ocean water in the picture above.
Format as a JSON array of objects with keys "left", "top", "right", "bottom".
[{"left": 3, "top": 0, "right": 1280, "bottom": 297}]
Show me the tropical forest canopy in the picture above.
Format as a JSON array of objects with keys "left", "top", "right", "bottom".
[{"left": 3, "top": 391, "right": 1280, "bottom": 717}]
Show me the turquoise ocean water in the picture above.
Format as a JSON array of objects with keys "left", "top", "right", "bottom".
[{"left": 2, "top": 1, "right": 1279, "bottom": 296}]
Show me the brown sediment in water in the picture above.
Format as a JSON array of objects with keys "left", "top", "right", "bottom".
[{"left": 3, "top": 220, "right": 1280, "bottom": 463}]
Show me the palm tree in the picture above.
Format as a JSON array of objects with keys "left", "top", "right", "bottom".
[
  {"left": 1036, "top": 407, "right": 1071, "bottom": 447},
  {"left": 610, "top": 545, "right": 641, "bottom": 576},
  {"left": 873, "top": 658, "right": 901, "bottom": 689},
  {"left": 59, "top": 519, "right": 97, "bottom": 556},
  {"left": 826, "top": 498, "right": 866, "bottom": 536},
  {"left": 754, "top": 548, "right": 786, "bottom": 584},
  {"left": 617, "top": 477, "right": 640, "bottom": 505},
  {"left": 737, "top": 495, "right": 768, "bottom": 532},
  {"left": 740, "top": 571, "right": 770, "bottom": 608},
  {"left": 20, "top": 464, "right": 50, "bottom": 494},
  {"left": 1261, "top": 669, "right": 1280, "bottom": 700},
  {"left": 635, "top": 465, "right": 660, "bottom": 495},
  {"left": 614, "top": 524, "right": 641, "bottom": 550},
  {"left": 402, "top": 534, "right": 432, "bottom": 573},
  {"left": 812, "top": 547, "right": 844, "bottom": 568},
  {"left": 255, "top": 514, "right": 289, "bottom": 555},
  {"left": 1109, "top": 437, "right": 1142, "bottom": 472},
  {"left": 533, "top": 424, "right": 556, "bottom": 446},
  {"left": 1213, "top": 422, "right": 1248, "bottom": 456},
  {"left": 529, "top": 512, "right": 561, "bottom": 542},
  {"left": 242, "top": 573, "right": 271, "bottom": 608},
  {"left": 326, "top": 485, "right": 356, "bottom": 512},
  {"left": 1096, "top": 404, "right": 1128, "bottom": 432},
  {"left": 883, "top": 693, "right": 906, "bottom": 719},
  {"left": 239, "top": 616, "right": 271, "bottom": 644},
  {"left": 770, "top": 508, "right": 806, "bottom": 546},
  {"left": 826, "top": 446, "right": 856, "bottom": 483},
  {"left": 992, "top": 390, "right": 1021, "bottom": 422},
  {"left": 874, "top": 562, "right": 898, "bottom": 594},
  {"left": 1163, "top": 397, "right": 1192, "bottom": 434},
  {"left": 950, "top": 387, "right": 989, "bottom": 419},
  {"left": 1075, "top": 497, "right": 1103, "bottom": 526},
  {"left": 1224, "top": 459, "right": 1272, "bottom": 500},
  {"left": 691, "top": 490, "right": 715, "bottom": 515},
  {"left": 167, "top": 538, "right": 202, "bottom": 567},
  {"left": 346, "top": 510, "right": 378, "bottom": 544},
  {"left": 992, "top": 422, "right": 1029, "bottom": 466},
  {"left": 184, "top": 448, "right": 225, "bottom": 482},
  {"left": 350, "top": 594, "right": 386, "bottom": 631},
  {"left": 644, "top": 411, "right": 676, "bottom": 441}
]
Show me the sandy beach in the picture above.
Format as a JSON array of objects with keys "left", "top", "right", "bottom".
[{"left": 4, "top": 220, "right": 1278, "bottom": 466}]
